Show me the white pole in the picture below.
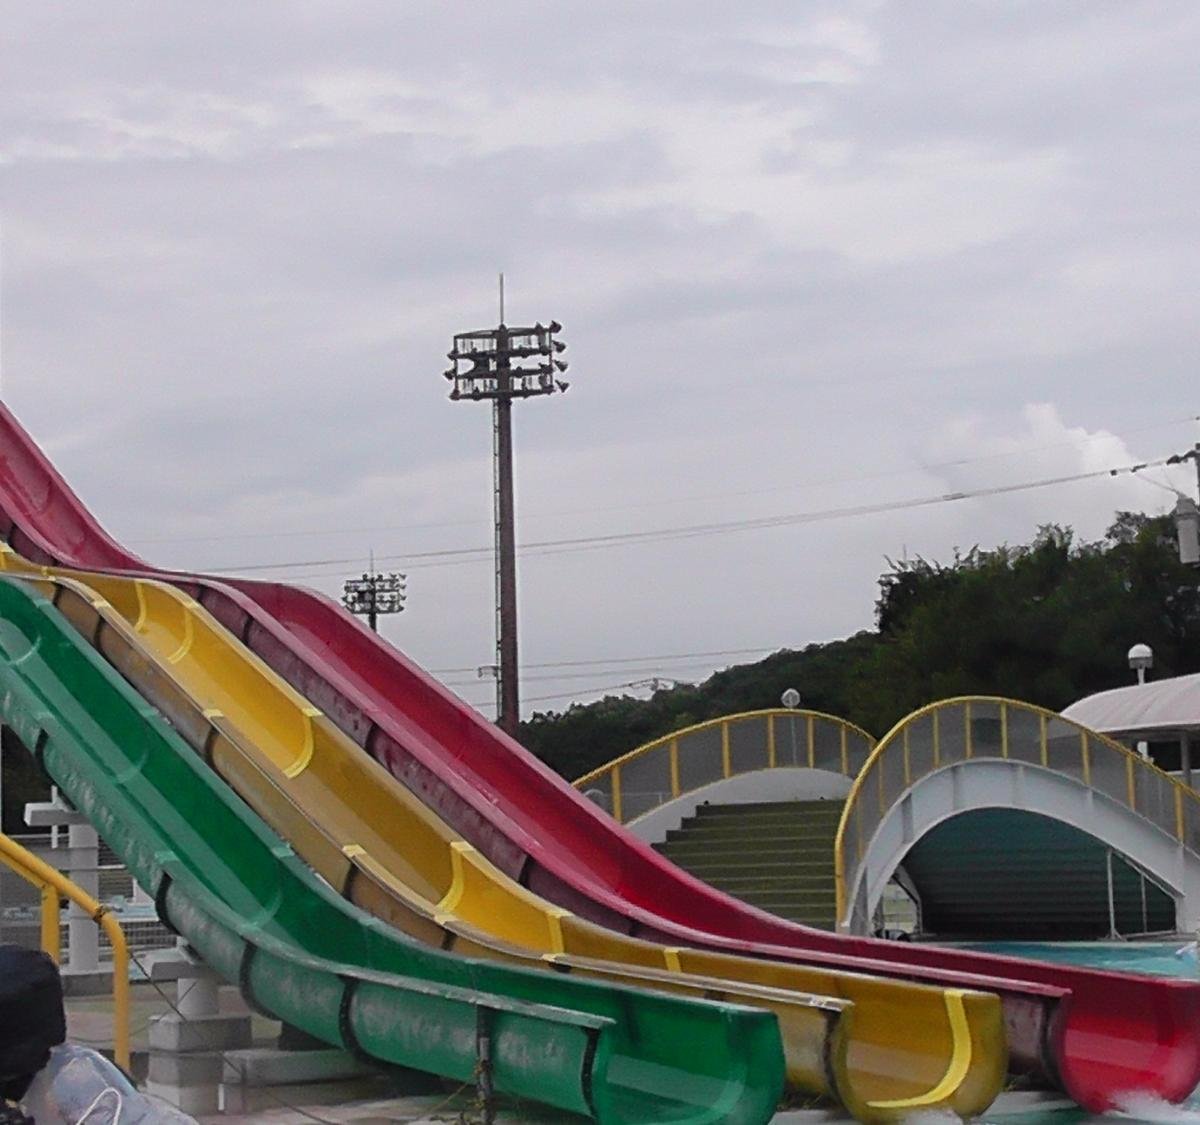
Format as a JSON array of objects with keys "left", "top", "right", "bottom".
[
  {"left": 1135, "top": 667, "right": 1149, "bottom": 759},
  {"left": 1106, "top": 850, "right": 1118, "bottom": 939},
  {"left": 67, "top": 822, "right": 99, "bottom": 974}
]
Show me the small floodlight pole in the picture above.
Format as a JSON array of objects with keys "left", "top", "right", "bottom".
[
  {"left": 342, "top": 561, "right": 407, "bottom": 633},
  {"left": 443, "top": 279, "right": 570, "bottom": 736}
]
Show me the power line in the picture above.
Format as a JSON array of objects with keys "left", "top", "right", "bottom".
[
  {"left": 427, "top": 644, "right": 779, "bottom": 676},
  {"left": 461, "top": 678, "right": 673, "bottom": 709},
  {"left": 209, "top": 454, "right": 1179, "bottom": 576},
  {"left": 440, "top": 661, "right": 736, "bottom": 688},
  {"left": 127, "top": 412, "right": 1197, "bottom": 549}
]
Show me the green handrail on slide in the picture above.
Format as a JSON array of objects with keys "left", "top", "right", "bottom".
[{"left": 0, "top": 576, "right": 785, "bottom": 1124}]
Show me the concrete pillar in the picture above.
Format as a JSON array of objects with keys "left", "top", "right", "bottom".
[
  {"left": 25, "top": 795, "right": 105, "bottom": 989},
  {"left": 145, "top": 942, "right": 250, "bottom": 1116},
  {"left": 1183, "top": 734, "right": 1193, "bottom": 791},
  {"left": 177, "top": 975, "right": 220, "bottom": 1019},
  {"left": 66, "top": 822, "right": 99, "bottom": 974}
]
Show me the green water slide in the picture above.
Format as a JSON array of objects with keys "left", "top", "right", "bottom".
[{"left": 0, "top": 576, "right": 785, "bottom": 1124}]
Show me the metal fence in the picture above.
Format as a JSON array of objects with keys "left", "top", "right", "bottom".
[
  {"left": 835, "top": 697, "right": 1200, "bottom": 931},
  {"left": 0, "top": 834, "right": 174, "bottom": 961},
  {"left": 575, "top": 709, "right": 876, "bottom": 824}
]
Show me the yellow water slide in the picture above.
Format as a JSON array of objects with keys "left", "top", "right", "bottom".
[{"left": 0, "top": 548, "right": 1007, "bottom": 1120}]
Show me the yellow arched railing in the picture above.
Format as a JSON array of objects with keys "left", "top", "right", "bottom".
[
  {"left": 575, "top": 709, "right": 876, "bottom": 825},
  {"left": 833, "top": 695, "right": 1200, "bottom": 932},
  {"left": 0, "top": 833, "right": 130, "bottom": 1070}
]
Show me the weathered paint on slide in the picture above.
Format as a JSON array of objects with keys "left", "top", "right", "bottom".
[
  {"left": 1, "top": 401, "right": 1198, "bottom": 1110},
  {"left": 4, "top": 556, "right": 1006, "bottom": 1121},
  {"left": 0, "top": 576, "right": 784, "bottom": 1124}
]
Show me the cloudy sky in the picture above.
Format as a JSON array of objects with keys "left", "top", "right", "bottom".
[{"left": 2, "top": 3, "right": 1197, "bottom": 720}]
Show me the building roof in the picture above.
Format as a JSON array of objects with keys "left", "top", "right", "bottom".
[{"left": 1062, "top": 673, "right": 1200, "bottom": 738}]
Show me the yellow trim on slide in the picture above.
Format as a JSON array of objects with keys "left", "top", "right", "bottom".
[
  {"left": 436, "top": 840, "right": 471, "bottom": 915},
  {"left": 867, "top": 990, "right": 971, "bottom": 1110},
  {"left": 545, "top": 907, "right": 570, "bottom": 954},
  {"left": 283, "top": 707, "right": 322, "bottom": 778},
  {"left": 165, "top": 608, "right": 194, "bottom": 663},
  {"left": 4, "top": 550, "right": 1007, "bottom": 1118},
  {"left": 133, "top": 580, "right": 150, "bottom": 632}
]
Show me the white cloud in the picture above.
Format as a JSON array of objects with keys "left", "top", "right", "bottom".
[{"left": 1, "top": 2, "right": 1198, "bottom": 716}]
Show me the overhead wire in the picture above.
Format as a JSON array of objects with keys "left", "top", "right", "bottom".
[
  {"left": 207, "top": 453, "right": 1179, "bottom": 577},
  {"left": 125, "top": 411, "right": 1198, "bottom": 549},
  {"left": 460, "top": 679, "right": 659, "bottom": 710},
  {"left": 428, "top": 644, "right": 779, "bottom": 676},
  {"left": 439, "top": 662, "right": 742, "bottom": 688}
]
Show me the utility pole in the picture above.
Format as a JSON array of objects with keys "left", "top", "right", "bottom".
[
  {"left": 443, "top": 279, "right": 569, "bottom": 736},
  {"left": 1168, "top": 441, "right": 1200, "bottom": 566},
  {"left": 494, "top": 318, "right": 519, "bottom": 736}
]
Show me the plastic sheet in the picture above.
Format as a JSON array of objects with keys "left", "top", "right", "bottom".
[{"left": 23, "top": 1045, "right": 196, "bottom": 1125}]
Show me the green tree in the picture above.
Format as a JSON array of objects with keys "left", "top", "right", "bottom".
[{"left": 520, "top": 510, "right": 1200, "bottom": 779}]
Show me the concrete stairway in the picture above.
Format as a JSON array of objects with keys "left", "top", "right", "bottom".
[{"left": 653, "top": 800, "right": 843, "bottom": 928}]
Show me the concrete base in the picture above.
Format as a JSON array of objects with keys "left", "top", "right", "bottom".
[
  {"left": 148, "top": 1050, "right": 224, "bottom": 1087},
  {"left": 141, "top": 944, "right": 223, "bottom": 984},
  {"left": 221, "top": 1048, "right": 374, "bottom": 1087},
  {"left": 61, "top": 967, "right": 116, "bottom": 998},
  {"left": 149, "top": 1012, "right": 253, "bottom": 1053},
  {"left": 220, "top": 1075, "right": 394, "bottom": 1115},
  {"left": 145, "top": 1079, "right": 220, "bottom": 1117},
  {"left": 277, "top": 1023, "right": 329, "bottom": 1051}
]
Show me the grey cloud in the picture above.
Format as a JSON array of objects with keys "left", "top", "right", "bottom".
[{"left": 2, "top": 2, "right": 1197, "bottom": 714}]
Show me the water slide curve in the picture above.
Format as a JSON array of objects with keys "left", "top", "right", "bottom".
[
  {"left": 0, "top": 402, "right": 1197, "bottom": 1110},
  {"left": 1, "top": 555, "right": 1007, "bottom": 1120},
  {"left": 0, "top": 574, "right": 785, "bottom": 1123}
]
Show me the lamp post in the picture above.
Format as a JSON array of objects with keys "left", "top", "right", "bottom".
[
  {"left": 443, "top": 292, "right": 569, "bottom": 736},
  {"left": 1128, "top": 644, "right": 1153, "bottom": 761},
  {"left": 781, "top": 688, "right": 801, "bottom": 765},
  {"left": 1127, "top": 643, "right": 1154, "bottom": 687},
  {"left": 342, "top": 570, "right": 407, "bottom": 632}
]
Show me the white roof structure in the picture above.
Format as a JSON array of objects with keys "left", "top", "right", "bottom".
[{"left": 1062, "top": 673, "right": 1200, "bottom": 738}]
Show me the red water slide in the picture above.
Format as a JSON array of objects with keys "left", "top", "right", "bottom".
[{"left": 0, "top": 401, "right": 1196, "bottom": 1110}]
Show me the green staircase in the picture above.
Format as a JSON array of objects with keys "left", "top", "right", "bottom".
[
  {"left": 903, "top": 808, "right": 1175, "bottom": 939},
  {"left": 653, "top": 800, "right": 844, "bottom": 929}
]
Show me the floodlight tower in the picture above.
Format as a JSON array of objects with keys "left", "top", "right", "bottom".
[
  {"left": 443, "top": 281, "right": 569, "bottom": 736},
  {"left": 342, "top": 569, "right": 407, "bottom": 632}
]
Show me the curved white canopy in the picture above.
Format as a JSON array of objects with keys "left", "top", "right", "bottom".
[{"left": 1063, "top": 673, "right": 1200, "bottom": 737}]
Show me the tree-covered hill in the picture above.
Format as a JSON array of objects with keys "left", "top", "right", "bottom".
[{"left": 519, "top": 512, "right": 1200, "bottom": 780}]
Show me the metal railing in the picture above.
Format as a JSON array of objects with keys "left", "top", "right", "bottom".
[
  {"left": 0, "top": 835, "right": 175, "bottom": 962},
  {"left": 834, "top": 696, "right": 1200, "bottom": 932},
  {"left": 0, "top": 832, "right": 130, "bottom": 1069},
  {"left": 575, "top": 709, "right": 875, "bottom": 825}
]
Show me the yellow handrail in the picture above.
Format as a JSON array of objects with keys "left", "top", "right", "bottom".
[
  {"left": 833, "top": 695, "right": 1200, "bottom": 929},
  {"left": 575, "top": 708, "right": 874, "bottom": 787},
  {"left": 574, "top": 709, "right": 876, "bottom": 823},
  {"left": 0, "top": 833, "right": 130, "bottom": 1070}
]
